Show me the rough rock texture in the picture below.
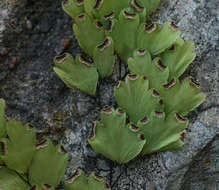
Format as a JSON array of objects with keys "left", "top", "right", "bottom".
[
  {"left": 0, "top": 0, "right": 218, "bottom": 189},
  {"left": 0, "top": 1, "right": 8, "bottom": 43}
]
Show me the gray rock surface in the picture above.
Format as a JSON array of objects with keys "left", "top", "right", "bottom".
[
  {"left": 0, "top": 0, "right": 218, "bottom": 189},
  {"left": 0, "top": 1, "right": 8, "bottom": 43}
]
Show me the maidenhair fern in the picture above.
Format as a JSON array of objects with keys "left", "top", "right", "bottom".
[
  {"left": 114, "top": 74, "right": 163, "bottom": 124},
  {"left": 0, "top": 125, "right": 68, "bottom": 190},
  {"left": 65, "top": 169, "right": 110, "bottom": 190},
  {"left": 54, "top": 53, "right": 98, "bottom": 96},
  {"left": 0, "top": 99, "right": 67, "bottom": 190},
  {"left": 1, "top": 120, "right": 36, "bottom": 174},
  {"left": 54, "top": 0, "right": 163, "bottom": 93},
  {"left": 88, "top": 107, "right": 146, "bottom": 163},
  {"left": 55, "top": 0, "right": 205, "bottom": 164},
  {"left": 0, "top": 99, "right": 110, "bottom": 190},
  {"left": 0, "top": 0, "right": 207, "bottom": 189}
]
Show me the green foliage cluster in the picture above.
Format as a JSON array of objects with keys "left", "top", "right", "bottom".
[
  {"left": 65, "top": 169, "right": 110, "bottom": 190},
  {"left": 0, "top": 1, "right": 206, "bottom": 189},
  {"left": 0, "top": 99, "right": 68, "bottom": 190},
  {"left": 54, "top": 0, "right": 162, "bottom": 95},
  {"left": 0, "top": 99, "right": 110, "bottom": 190},
  {"left": 54, "top": 0, "right": 205, "bottom": 165}
]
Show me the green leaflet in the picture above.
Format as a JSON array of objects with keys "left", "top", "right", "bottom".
[
  {"left": 66, "top": 170, "right": 87, "bottom": 190},
  {"left": 84, "top": 0, "right": 130, "bottom": 21},
  {"left": 158, "top": 139, "right": 185, "bottom": 152},
  {"left": 0, "top": 167, "right": 30, "bottom": 190},
  {"left": 0, "top": 121, "right": 36, "bottom": 174},
  {"left": 130, "top": 1, "right": 147, "bottom": 24},
  {"left": 0, "top": 99, "right": 6, "bottom": 164},
  {"left": 138, "top": 111, "right": 188, "bottom": 155},
  {"left": 139, "top": 0, "right": 160, "bottom": 16},
  {"left": 173, "top": 37, "right": 185, "bottom": 46},
  {"left": 28, "top": 139, "right": 68, "bottom": 187},
  {"left": 0, "top": 98, "right": 6, "bottom": 138},
  {"left": 108, "top": 9, "right": 140, "bottom": 61},
  {"left": 93, "top": 37, "right": 115, "bottom": 78},
  {"left": 30, "top": 184, "right": 55, "bottom": 190},
  {"left": 95, "top": 0, "right": 130, "bottom": 19},
  {"left": 88, "top": 107, "right": 146, "bottom": 163},
  {"left": 73, "top": 13, "right": 105, "bottom": 57},
  {"left": 62, "top": 0, "right": 84, "bottom": 19},
  {"left": 137, "top": 22, "right": 181, "bottom": 55},
  {"left": 160, "top": 77, "right": 206, "bottom": 115},
  {"left": 161, "top": 40, "right": 196, "bottom": 79},
  {"left": 65, "top": 169, "right": 110, "bottom": 190},
  {"left": 128, "top": 49, "right": 169, "bottom": 90},
  {"left": 114, "top": 74, "right": 163, "bottom": 124},
  {"left": 83, "top": 0, "right": 95, "bottom": 18},
  {"left": 53, "top": 53, "right": 98, "bottom": 96},
  {"left": 0, "top": 99, "right": 69, "bottom": 189}
]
